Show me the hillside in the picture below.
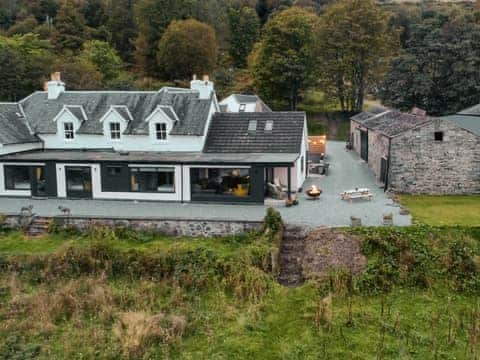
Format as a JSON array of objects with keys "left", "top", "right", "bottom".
[{"left": 0, "top": 219, "right": 479, "bottom": 358}]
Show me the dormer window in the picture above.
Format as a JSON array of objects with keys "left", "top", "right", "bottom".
[
  {"left": 110, "top": 122, "right": 121, "bottom": 140},
  {"left": 239, "top": 104, "right": 246, "bottom": 112},
  {"left": 156, "top": 123, "right": 167, "bottom": 140},
  {"left": 64, "top": 122, "right": 74, "bottom": 139}
]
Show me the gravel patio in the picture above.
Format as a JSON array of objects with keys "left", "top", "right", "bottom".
[{"left": 0, "top": 141, "right": 411, "bottom": 227}]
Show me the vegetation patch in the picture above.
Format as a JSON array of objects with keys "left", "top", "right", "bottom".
[{"left": 0, "top": 222, "right": 479, "bottom": 358}]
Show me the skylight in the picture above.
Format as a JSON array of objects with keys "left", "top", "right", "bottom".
[
  {"left": 265, "top": 120, "right": 273, "bottom": 131},
  {"left": 248, "top": 120, "right": 257, "bottom": 131}
]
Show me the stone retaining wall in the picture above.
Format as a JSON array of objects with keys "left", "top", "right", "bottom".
[{"left": 4, "top": 215, "right": 263, "bottom": 237}]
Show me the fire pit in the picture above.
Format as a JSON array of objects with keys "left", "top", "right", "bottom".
[{"left": 306, "top": 185, "right": 322, "bottom": 200}]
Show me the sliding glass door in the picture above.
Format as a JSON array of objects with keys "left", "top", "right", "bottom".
[{"left": 66, "top": 167, "right": 92, "bottom": 198}]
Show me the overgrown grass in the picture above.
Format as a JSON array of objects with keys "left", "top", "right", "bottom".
[
  {"left": 0, "top": 225, "right": 479, "bottom": 358},
  {"left": 298, "top": 90, "right": 340, "bottom": 113},
  {"left": 398, "top": 195, "right": 480, "bottom": 226}
]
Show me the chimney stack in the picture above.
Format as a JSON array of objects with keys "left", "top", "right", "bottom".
[
  {"left": 190, "top": 74, "right": 214, "bottom": 100},
  {"left": 47, "top": 72, "right": 65, "bottom": 100}
]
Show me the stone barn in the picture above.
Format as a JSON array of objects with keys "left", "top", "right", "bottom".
[{"left": 350, "top": 108, "right": 479, "bottom": 194}]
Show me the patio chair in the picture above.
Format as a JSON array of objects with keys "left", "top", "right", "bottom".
[{"left": 267, "top": 182, "right": 287, "bottom": 200}]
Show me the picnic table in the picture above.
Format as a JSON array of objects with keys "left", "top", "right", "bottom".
[{"left": 341, "top": 188, "right": 373, "bottom": 202}]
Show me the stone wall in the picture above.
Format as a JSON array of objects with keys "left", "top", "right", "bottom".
[
  {"left": 368, "top": 131, "right": 389, "bottom": 182},
  {"left": 4, "top": 215, "right": 263, "bottom": 237},
  {"left": 350, "top": 120, "right": 363, "bottom": 155},
  {"left": 389, "top": 120, "right": 480, "bottom": 194}
]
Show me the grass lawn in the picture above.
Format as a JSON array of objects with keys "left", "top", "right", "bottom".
[{"left": 398, "top": 195, "right": 480, "bottom": 226}]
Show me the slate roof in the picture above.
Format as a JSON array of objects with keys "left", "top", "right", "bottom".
[
  {"left": 458, "top": 104, "right": 480, "bottom": 116},
  {"left": 442, "top": 114, "right": 480, "bottom": 136},
  {"left": 0, "top": 103, "right": 39, "bottom": 145},
  {"left": 221, "top": 94, "right": 272, "bottom": 112},
  {"left": 351, "top": 109, "right": 433, "bottom": 137},
  {"left": 65, "top": 105, "right": 87, "bottom": 121},
  {"left": 204, "top": 112, "right": 305, "bottom": 153},
  {"left": 18, "top": 88, "right": 212, "bottom": 136}
]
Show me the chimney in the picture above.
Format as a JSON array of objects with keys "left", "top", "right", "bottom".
[
  {"left": 47, "top": 72, "right": 65, "bottom": 100},
  {"left": 190, "top": 74, "right": 214, "bottom": 100}
]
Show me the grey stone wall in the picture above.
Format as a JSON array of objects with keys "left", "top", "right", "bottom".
[
  {"left": 368, "top": 131, "right": 389, "bottom": 182},
  {"left": 389, "top": 120, "right": 479, "bottom": 194},
  {"left": 350, "top": 120, "right": 362, "bottom": 155},
  {"left": 4, "top": 215, "right": 263, "bottom": 237}
]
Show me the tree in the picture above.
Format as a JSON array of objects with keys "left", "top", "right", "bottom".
[
  {"left": 6, "top": 15, "right": 38, "bottom": 36},
  {"left": 80, "top": 40, "right": 122, "bottom": 81},
  {"left": 252, "top": 7, "right": 318, "bottom": 110},
  {"left": 317, "top": 0, "right": 397, "bottom": 113},
  {"left": 81, "top": 0, "right": 107, "bottom": 28},
  {"left": 56, "top": 57, "right": 103, "bottom": 90},
  {"left": 380, "top": 10, "right": 480, "bottom": 115},
  {"left": 31, "top": 0, "right": 59, "bottom": 23},
  {"left": 0, "top": 34, "right": 54, "bottom": 101},
  {"left": 106, "top": 0, "right": 136, "bottom": 64},
  {"left": 134, "top": 0, "right": 191, "bottom": 75},
  {"left": 157, "top": 19, "right": 217, "bottom": 80},
  {"left": 53, "top": 1, "right": 86, "bottom": 53},
  {"left": 228, "top": 6, "right": 260, "bottom": 68}
]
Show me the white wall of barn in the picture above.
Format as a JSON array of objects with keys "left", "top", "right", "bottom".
[{"left": 219, "top": 95, "right": 257, "bottom": 113}]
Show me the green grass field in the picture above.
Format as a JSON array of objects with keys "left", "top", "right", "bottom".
[
  {"left": 0, "top": 224, "right": 479, "bottom": 358},
  {"left": 399, "top": 195, "right": 480, "bottom": 226}
]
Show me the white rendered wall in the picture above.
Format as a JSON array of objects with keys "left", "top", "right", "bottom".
[{"left": 219, "top": 96, "right": 257, "bottom": 113}]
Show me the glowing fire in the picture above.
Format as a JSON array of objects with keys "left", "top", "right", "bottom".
[{"left": 307, "top": 185, "right": 321, "bottom": 196}]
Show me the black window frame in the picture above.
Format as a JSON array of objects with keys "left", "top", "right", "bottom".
[
  {"left": 4, "top": 165, "right": 32, "bottom": 191},
  {"left": 239, "top": 103, "right": 246, "bottom": 112},
  {"left": 110, "top": 122, "right": 121, "bottom": 140},
  {"left": 64, "top": 122, "right": 74, "bottom": 140},
  {"left": 129, "top": 167, "right": 175, "bottom": 193},
  {"left": 155, "top": 123, "right": 167, "bottom": 141}
]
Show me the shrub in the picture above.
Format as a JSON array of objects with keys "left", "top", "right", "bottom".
[{"left": 264, "top": 207, "right": 283, "bottom": 235}]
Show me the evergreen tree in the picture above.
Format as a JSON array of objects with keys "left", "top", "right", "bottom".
[
  {"left": 106, "top": 0, "right": 136, "bottom": 64},
  {"left": 53, "top": 1, "right": 86, "bottom": 53},
  {"left": 228, "top": 6, "right": 260, "bottom": 68}
]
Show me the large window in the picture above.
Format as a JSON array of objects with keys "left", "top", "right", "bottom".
[
  {"left": 155, "top": 123, "right": 167, "bottom": 140},
  {"left": 64, "top": 122, "right": 74, "bottom": 139},
  {"left": 110, "top": 122, "right": 121, "bottom": 140},
  {"left": 4, "top": 166, "right": 31, "bottom": 190},
  {"left": 130, "top": 167, "right": 175, "bottom": 192},
  {"left": 191, "top": 168, "right": 251, "bottom": 199}
]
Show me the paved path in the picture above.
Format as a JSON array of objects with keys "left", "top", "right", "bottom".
[{"left": 0, "top": 141, "right": 411, "bottom": 227}]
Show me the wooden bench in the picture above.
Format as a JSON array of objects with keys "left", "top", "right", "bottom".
[{"left": 341, "top": 188, "right": 373, "bottom": 202}]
